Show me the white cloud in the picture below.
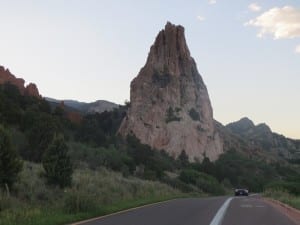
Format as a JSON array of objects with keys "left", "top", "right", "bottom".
[
  {"left": 197, "top": 15, "right": 205, "bottom": 22},
  {"left": 248, "top": 3, "right": 261, "bottom": 12},
  {"left": 245, "top": 6, "right": 300, "bottom": 39},
  {"left": 295, "top": 45, "right": 300, "bottom": 53},
  {"left": 208, "top": 0, "right": 216, "bottom": 5}
]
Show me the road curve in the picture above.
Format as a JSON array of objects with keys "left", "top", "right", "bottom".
[{"left": 73, "top": 195, "right": 297, "bottom": 225}]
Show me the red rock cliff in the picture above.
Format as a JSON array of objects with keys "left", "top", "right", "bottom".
[{"left": 0, "top": 66, "right": 41, "bottom": 98}]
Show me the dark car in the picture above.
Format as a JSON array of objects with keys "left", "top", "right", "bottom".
[{"left": 234, "top": 188, "right": 249, "bottom": 196}]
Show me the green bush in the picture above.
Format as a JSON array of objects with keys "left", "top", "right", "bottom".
[
  {"left": 264, "top": 181, "right": 300, "bottom": 196},
  {"left": 162, "top": 177, "right": 196, "bottom": 193},
  {"left": 264, "top": 189, "right": 300, "bottom": 210},
  {"left": 42, "top": 134, "right": 73, "bottom": 188},
  {"left": 195, "top": 172, "right": 225, "bottom": 195},
  {"left": 68, "top": 142, "right": 134, "bottom": 172},
  {"left": 63, "top": 188, "right": 98, "bottom": 213},
  {"left": 0, "top": 125, "right": 23, "bottom": 190},
  {"left": 14, "top": 162, "right": 63, "bottom": 204},
  {"left": 179, "top": 169, "right": 225, "bottom": 195},
  {"left": 188, "top": 108, "right": 200, "bottom": 121},
  {"left": 212, "top": 150, "right": 278, "bottom": 192},
  {"left": 152, "top": 72, "right": 171, "bottom": 88},
  {"left": 177, "top": 150, "right": 189, "bottom": 167},
  {"left": 76, "top": 108, "right": 126, "bottom": 147},
  {"left": 24, "top": 113, "right": 61, "bottom": 162},
  {"left": 0, "top": 193, "right": 12, "bottom": 211},
  {"left": 179, "top": 169, "right": 200, "bottom": 184},
  {"left": 165, "top": 107, "right": 181, "bottom": 123}
]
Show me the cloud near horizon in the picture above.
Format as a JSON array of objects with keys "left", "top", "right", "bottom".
[
  {"left": 248, "top": 3, "right": 261, "bottom": 12},
  {"left": 245, "top": 6, "right": 300, "bottom": 39}
]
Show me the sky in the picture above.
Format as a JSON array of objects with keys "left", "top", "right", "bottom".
[{"left": 0, "top": 0, "right": 299, "bottom": 139}]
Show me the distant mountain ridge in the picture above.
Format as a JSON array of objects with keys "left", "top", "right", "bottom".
[
  {"left": 45, "top": 97, "right": 119, "bottom": 114},
  {"left": 226, "top": 117, "right": 300, "bottom": 160}
]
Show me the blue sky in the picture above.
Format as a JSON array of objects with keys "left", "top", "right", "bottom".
[{"left": 0, "top": 0, "right": 299, "bottom": 139}]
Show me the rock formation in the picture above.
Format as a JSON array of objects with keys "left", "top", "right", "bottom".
[
  {"left": 119, "top": 22, "right": 223, "bottom": 161},
  {"left": 0, "top": 65, "right": 41, "bottom": 98},
  {"left": 25, "top": 83, "right": 40, "bottom": 98}
]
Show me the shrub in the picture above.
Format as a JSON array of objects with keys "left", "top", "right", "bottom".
[
  {"left": 42, "top": 134, "right": 73, "bottom": 188},
  {"left": 63, "top": 188, "right": 98, "bottom": 213},
  {"left": 0, "top": 125, "right": 23, "bottom": 190},
  {"left": 264, "top": 181, "right": 300, "bottom": 196},
  {"left": 165, "top": 107, "right": 181, "bottom": 123},
  {"left": 0, "top": 192, "right": 12, "bottom": 211},
  {"left": 24, "top": 113, "right": 60, "bottom": 162},
  {"left": 189, "top": 108, "right": 200, "bottom": 121},
  {"left": 195, "top": 172, "right": 225, "bottom": 195},
  {"left": 179, "top": 169, "right": 225, "bottom": 195},
  {"left": 179, "top": 169, "right": 201, "bottom": 184},
  {"left": 152, "top": 72, "right": 171, "bottom": 88},
  {"left": 68, "top": 142, "right": 134, "bottom": 172},
  {"left": 264, "top": 189, "right": 300, "bottom": 210},
  {"left": 162, "top": 177, "right": 196, "bottom": 193},
  {"left": 14, "top": 162, "right": 64, "bottom": 205},
  {"left": 177, "top": 150, "right": 189, "bottom": 167}
]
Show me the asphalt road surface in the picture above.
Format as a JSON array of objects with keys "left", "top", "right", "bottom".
[{"left": 74, "top": 195, "right": 297, "bottom": 225}]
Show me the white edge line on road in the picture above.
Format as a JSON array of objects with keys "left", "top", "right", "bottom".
[
  {"left": 70, "top": 198, "right": 179, "bottom": 225},
  {"left": 209, "top": 197, "right": 233, "bottom": 225}
]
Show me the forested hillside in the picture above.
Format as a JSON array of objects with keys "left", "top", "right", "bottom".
[{"left": 0, "top": 82, "right": 300, "bottom": 225}]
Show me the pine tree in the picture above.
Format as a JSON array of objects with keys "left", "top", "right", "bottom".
[
  {"left": 0, "top": 125, "right": 23, "bottom": 190},
  {"left": 178, "top": 150, "right": 189, "bottom": 167},
  {"left": 42, "top": 134, "right": 73, "bottom": 188}
]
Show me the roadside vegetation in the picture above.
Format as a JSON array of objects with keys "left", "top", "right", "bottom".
[
  {"left": 0, "top": 162, "right": 183, "bottom": 225},
  {"left": 0, "top": 82, "right": 300, "bottom": 224},
  {"left": 264, "top": 189, "right": 300, "bottom": 210}
]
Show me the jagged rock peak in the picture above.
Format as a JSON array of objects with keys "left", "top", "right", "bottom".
[
  {"left": 147, "top": 22, "right": 189, "bottom": 69},
  {"left": 119, "top": 22, "right": 223, "bottom": 161},
  {"left": 25, "top": 83, "right": 41, "bottom": 98},
  {"left": 238, "top": 117, "right": 255, "bottom": 127},
  {"left": 0, "top": 65, "right": 41, "bottom": 98},
  {"left": 256, "top": 123, "right": 272, "bottom": 133}
]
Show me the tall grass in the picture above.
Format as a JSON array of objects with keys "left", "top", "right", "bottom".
[
  {"left": 264, "top": 189, "right": 300, "bottom": 210},
  {"left": 0, "top": 162, "right": 184, "bottom": 225}
]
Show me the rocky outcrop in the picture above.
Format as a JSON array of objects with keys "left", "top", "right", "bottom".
[
  {"left": 0, "top": 66, "right": 26, "bottom": 93},
  {"left": 119, "top": 22, "right": 223, "bottom": 161},
  {"left": 25, "top": 83, "right": 40, "bottom": 98},
  {"left": 0, "top": 65, "right": 41, "bottom": 98}
]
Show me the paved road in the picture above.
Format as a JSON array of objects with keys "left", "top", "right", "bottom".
[
  {"left": 222, "top": 195, "right": 296, "bottom": 225},
  {"left": 74, "top": 195, "right": 297, "bottom": 225}
]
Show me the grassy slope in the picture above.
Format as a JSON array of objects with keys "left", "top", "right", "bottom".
[
  {"left": 264, "top": 189, "right": 300, "bottom": 210},
  {"left": 0, "top": 162, "right": 191, "bottom": 225}
]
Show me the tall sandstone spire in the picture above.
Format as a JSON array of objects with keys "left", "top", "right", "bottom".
[{"left": 119, "top": 22, "right": 223, "bottom": 161}]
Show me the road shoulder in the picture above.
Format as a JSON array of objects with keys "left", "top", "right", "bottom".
[{"left": 264, "top": 197, "right": 300, "bottom": 225}]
